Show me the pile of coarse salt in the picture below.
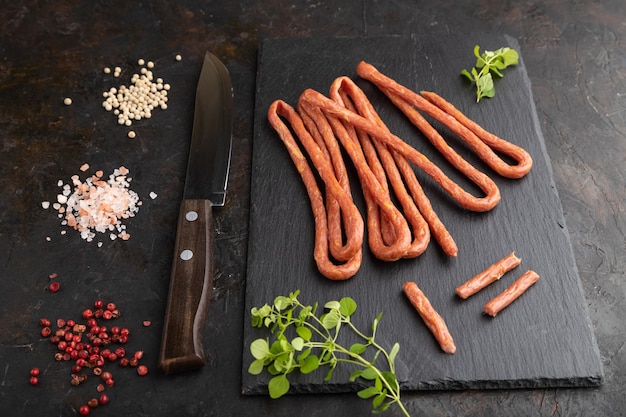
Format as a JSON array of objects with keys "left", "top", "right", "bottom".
[{"left": 43, "top": 164, "right": 142, "bottom": 243}]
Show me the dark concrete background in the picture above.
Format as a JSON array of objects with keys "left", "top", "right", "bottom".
[{"left": 1, "top": 1, "right": 624, "bottom": 416}]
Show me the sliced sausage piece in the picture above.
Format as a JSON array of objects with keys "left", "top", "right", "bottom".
[
  {"left": 456, "top": 252, "right": 521, "bottom": 299},
  {"left": 483, "top": 270, "right": 540, "bottom": 317},
  {"left": 403, "top": 281, "right": 456, "bottom": 354}
]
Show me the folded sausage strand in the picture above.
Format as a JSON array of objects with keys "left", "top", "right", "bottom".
[
  {"left": 268, "top": 100, "right": 363, "bottom": 280},
  {"left": 356, "top": 61, "right": 533, "bottom": 180},
  {"left": 267, "top": 62, "right": 533, "bottom": 279},
  {"left": 299, "top": 88, "right": 501, "bottom": 212},
  {"left": 315, "top": 102, "right": 413, "bottom": 261},
  {"left": 330, "top": 77, "right": 432, "bottom": 259},
  {"left": 298, "top": 104, "right": 354, "bottom": 262},
  {"left": 421, "top": 91, "right": 533, "bottom": 179},
  {"left": 330, "top": 77, "right": 457, "bottom": 257}
]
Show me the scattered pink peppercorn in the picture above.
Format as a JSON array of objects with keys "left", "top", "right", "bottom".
[
  {"left": 99, "top": 393, "right": 109, "bottom": 405},
  {"left": 48, "top": 282, "right": 60, "bottom": 292},
  {"left": 32, "top": 299, "right": 150, "bottom": 412}
]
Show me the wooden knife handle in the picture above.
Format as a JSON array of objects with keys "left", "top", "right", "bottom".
[{"left": 159, "top": 199, "right": 214, "bottom": 375}]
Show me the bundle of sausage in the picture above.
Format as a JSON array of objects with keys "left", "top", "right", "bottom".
[{"left": 267, "top": 62, "right": 533, "bottom": 280}]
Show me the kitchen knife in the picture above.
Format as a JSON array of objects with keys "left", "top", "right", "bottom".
[{"left": 158, "top": 52, "right": 233, "bottom": 375}]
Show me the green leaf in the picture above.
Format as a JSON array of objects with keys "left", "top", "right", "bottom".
[
  {"left": 339, "top": 297, "right": 357, "bottom": 317},
  {"left": 476, "top": 73, "right": 495, "bottom": 102},
  {"left": 374, "top": 375, "right": 383, "bottom": 391},
  {"left": 372, "top": 391, "right": 387, "bottom": 409},
  {"left": 472, "top": 44, "right": 482, "bottom": 60},
  {"left": 272, "top": 352, "right": 293, "bottom": 373},
  {"left": 291, "top": 337, "right": 304, "bottom": 351},
  {"left": 268, "top": 374, "right": 290, "bottom": 399},
  {"left": 251, "top": 304, "right": 273, "bottom": 327},
  {"left": 349, "top": 343, "right": 368, "bottom": 355},
  {"left": 248, "top": 358, "right": 265, "bottom": 375},
  {"left": 372, "top": 402, "right": 392, "bottom": 414},
  {"left": 321, "top": 345, "right": 334, "bottom": 362},
  {"left": 381, "top": 371, "right": 399, "bottom": 392},
  {"left": 324, "top": 300, "right": 341, "bottom": 311},
  {"left": 278, "top": 337, "right": 292, "bottom": 352},
  {"left": 295, "top": 325, "right": 312, "bottom": 341},
  {"left": 460, "top": 69, "right": 474, "bottom": 82},
  {"left": 357, "top": 386, "right": 380, "bottom": 399},
  {"left": 477, "top": 71, "right": 494, "bottom": 89},
  {"left": 298, "top": 305, "right": 312, "bottom": 320},
  {"left": 267, "top": 363, "right": 279, "bottom": 375},
  {"left": 389, "top": 342, "right": 400, "bottom": 367},
  {"left": 324, "top": 364, "right": 335, "bottom": 381},
  {"left": 349, "top": 370, "right": 362, "bottom": 382},
  {"left": 297, "top": 348, "right": 311, "bottom": 362},
  {"left": 360, "top": 367, "right": 378, "bottom": 381},
  {"left": 300, "top": 354, "right": 320, "bottom": 374},
  {"left": 500, "top": 47, "right": 519, "bottom": 66},
  {"left": 250, "top": 339, "right": 271, "bottom": 360},
  {"left": 371, "top": 312, "right": 383, "bottom": 337},
  {"left": 274, "top": 295, "right": 292, "bottom": 311},
  {"left": 321, "top": 309, "right": 340, "bottom": 329}
]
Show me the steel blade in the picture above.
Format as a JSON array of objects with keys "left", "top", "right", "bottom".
[{"left": 183, "top": 52, "right": 233, "bottom": 205}]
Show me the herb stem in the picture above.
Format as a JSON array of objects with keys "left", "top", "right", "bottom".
[{"left": 249, "top": 291, "right": 410, "bottom": 416}]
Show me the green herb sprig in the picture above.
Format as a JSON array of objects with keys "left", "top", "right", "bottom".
[
  {"left": 461, "top": 45, "right": 519, "bottom": 102},
  {"left": 248, "top": 290, "right": 410, "bottom": 417}
]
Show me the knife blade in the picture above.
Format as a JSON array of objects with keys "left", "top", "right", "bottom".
[{"left": 158, "top": 52, "right": 233, "bottom": 375}]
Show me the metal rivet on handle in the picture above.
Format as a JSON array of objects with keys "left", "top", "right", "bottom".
[
  {"left": 185, "top": 211, "right": 199, "bottom": 221},
  {"left": 180, "top": 249, "right": 193, "bottom": 261}
]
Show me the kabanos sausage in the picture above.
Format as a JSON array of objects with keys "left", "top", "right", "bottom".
[
  {"left": 456, "top": 252, "right": 522, "bottom": 299},
  {"left": 355, "top": 61, "right": 533, "bottom": 180},
  {"left": 483, "top": 270, "right": 540, "bottom": 317},
  {"left": 330, "top": 76, "right": 456, "bottom": 257},
  {"left": 298, "top": 88, "right": 501, "bottom": 212},
  {"left": 329, "top": 77, "right": 431, "bottom": 259},
  {"left": 403, "top": 281, "right": 456, "bottom": 354},
  {"left": 267, "top": 100, "right": 363, "bottom": 280}
]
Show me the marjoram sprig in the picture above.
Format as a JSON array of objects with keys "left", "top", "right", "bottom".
[
  {"left": 461, "top": 44, "right": 519, "bottom": 102},
  {"left": 248, "top": 290, "right": 411, "bottom": 417}
]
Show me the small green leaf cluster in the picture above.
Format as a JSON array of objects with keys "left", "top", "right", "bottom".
[
  {"left": 461, "top": 45, "right": 519, "bottom": 102},
  {"left": 248, "top": 290, "right": 410, "bottom": 417}
]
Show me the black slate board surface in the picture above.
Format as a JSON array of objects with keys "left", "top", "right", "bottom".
[{"left": 243, "top": 34, "right": 604, "bottom": 394}]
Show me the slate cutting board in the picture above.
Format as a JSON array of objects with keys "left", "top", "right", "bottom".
[{"left": 242, "top": 34, "right": 604, "bottom": 394}]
